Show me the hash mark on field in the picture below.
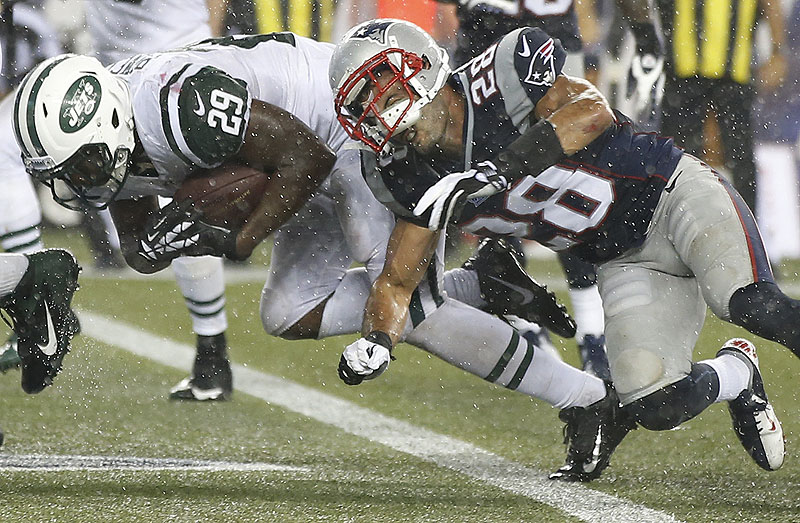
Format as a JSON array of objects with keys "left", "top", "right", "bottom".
[
  {"left": 0, "top": 454, "right": 307, "bottom": 473},
  {"left": 79, "top": 310, "right": 684, "bottom": 523}
]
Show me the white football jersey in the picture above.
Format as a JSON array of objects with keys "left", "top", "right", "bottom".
[
  {"left": 106, "top": 33, "right": 349, "bottom": 200},
  {"left": 85, "top": 0, "right": 213, "bottom": 66}
]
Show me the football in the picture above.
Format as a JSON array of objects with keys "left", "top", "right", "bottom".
[{"left": 173, "top": 165, "right": 270, "bottom": 228}]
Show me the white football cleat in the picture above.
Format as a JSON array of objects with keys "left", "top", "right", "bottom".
[{"left": 717, "top": 338, "right": 784, "bottom": 471}]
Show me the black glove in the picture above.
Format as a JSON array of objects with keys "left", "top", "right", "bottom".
[{"left": 138, "top": 199, "right": 240, "bottom": 264}]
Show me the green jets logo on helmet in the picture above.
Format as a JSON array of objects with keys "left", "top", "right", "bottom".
[{"left": 59, "top": 76, "right": 102, "bottom": 134}]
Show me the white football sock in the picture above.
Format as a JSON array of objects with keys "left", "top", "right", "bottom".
[
  {"left": 570, "top": 285, "right": 605, "bottom": 340},
  {"left": 701, "top": 353, "right": 751, "bottom": 402},
  {"left": 405, "top": 298, "right": 606, "bottom": 408},
  {"left": 171, "top": 256, "right": 227, "bottom": 336},
  {"left": 0, "top": 254, "right": 30, "bottom": 298}
]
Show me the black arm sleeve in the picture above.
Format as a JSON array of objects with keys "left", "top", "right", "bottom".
[{"left": 492, "top": 119, "right": 566, "bottom": 181}]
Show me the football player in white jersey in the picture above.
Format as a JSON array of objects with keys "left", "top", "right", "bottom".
[
  {"left": 0, "top": 0, "right": 62, "bottom": 373},
  {"left": 0, "top": 95, "right": 45, "bottom": 277},
  {"left": 82, "top": 0, "right": 235, "bottom": 401},
  {"left": 13, "top": 35, "right": 631, "bottom": 477}
]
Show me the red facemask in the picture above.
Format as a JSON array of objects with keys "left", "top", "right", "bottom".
[{"left": 334, "top": 48, "right": 425, "bottom": 153}]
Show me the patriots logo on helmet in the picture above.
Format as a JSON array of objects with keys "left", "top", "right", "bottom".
[
  {"left": 523, "top": 37, "right": 557, "bottom": 87},
  {"left": 350, "top": 20, "right": 394, "bottom": 44}
]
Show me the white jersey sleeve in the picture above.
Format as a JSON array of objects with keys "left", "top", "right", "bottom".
[
  {"left": 86, "top": 0, "right": 213, "bottom": 66},
  {"left": 124, "top": 55, "right": 252, "bottom": 192}
]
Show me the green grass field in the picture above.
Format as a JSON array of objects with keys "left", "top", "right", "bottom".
[{"left": 0, "top": 227, "right": 799, "bottom": 522}]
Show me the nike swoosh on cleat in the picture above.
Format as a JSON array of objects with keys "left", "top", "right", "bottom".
[
  {"left": 190, "top": 386, "right": 225, "bottom": 401},
  {"left": 582, "top": 426, "right": 603, "bottom": 474},
  {"left": 486, "top": 275, "right": 536, "bottom": 305},
  {"left": 39, "top": 301, "right": 58, "bottom": 357},
  {"left": 518, "top": 37, "right": 531, "bottom": 58}
]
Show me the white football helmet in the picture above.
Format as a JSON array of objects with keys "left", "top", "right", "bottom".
[
  {"left": 329, "top": 19, "right": 451, "bottom": 153},
  {"left": 13, "top": 54, "right": 135, "bottom": 209}
]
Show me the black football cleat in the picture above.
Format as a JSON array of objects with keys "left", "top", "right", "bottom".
[
  {"left": 463, "top": 238, "right": 576, "bottom": 338},
  {"left": 718, "top": 338, "right": 784, "bottom": 471},
  {"left": 170, "top": 333, "right": 233, "bottom": 401},
  {"left": 549, "top": 383, "right": 636, "bottom": 482},
  {"left": 0, "top": 249, "right": 81, "bottom": 394}
]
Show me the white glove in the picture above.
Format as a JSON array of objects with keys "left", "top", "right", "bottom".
[
  {"left": 625, "top": 53, "right": 665, "bottom": 121},
  {"left": 413, "top": 161, "right": 509, "bottom": 231},
  {"left": 338, "top": 335, "right": 392, "bottom": 385}
]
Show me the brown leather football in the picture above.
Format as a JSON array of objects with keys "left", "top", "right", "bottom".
[{"left": 174, "top": 165, "right": 269, "bottom": 228}]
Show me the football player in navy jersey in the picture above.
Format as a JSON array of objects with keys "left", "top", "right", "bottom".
[
  {"left": 435, "top": 0, "right": 664, "bottom": 382},
  {"left": 330, "top": 19, "right": 789, "bottom": 481}
]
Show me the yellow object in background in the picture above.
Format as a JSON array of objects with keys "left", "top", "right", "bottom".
[{"left": 254, "top": 0, "right": 336, "bottom": 42}]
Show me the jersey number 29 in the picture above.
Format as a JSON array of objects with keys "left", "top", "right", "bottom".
[{"left": 207, "top": 89, "right": 245, "bottom": 135}]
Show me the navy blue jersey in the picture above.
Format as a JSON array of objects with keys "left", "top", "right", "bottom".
[
  {"left": 363, "top": 27, "right": 683, "bottom": 264},
  {"left": 436, "top": 0, "right": 582, "bottom": 66}
]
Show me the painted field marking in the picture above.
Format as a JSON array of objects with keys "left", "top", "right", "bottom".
[
  {"left": 0, "top": 454, "right": 308, "bottom": 473},
  {"left": 78, "top": 310, "right": 683, "bottom": 523}
]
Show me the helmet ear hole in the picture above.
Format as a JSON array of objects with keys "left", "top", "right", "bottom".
[
  {"left": 111, "top": 109, "right": 120, "bottom": 129},
  {"left": 42, "top": 103, "right": 49, "bottom": 118},
  {"left": 420, "top": 55, "right": 432, "bottom": 70}
]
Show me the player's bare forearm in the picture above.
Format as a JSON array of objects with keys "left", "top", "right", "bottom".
[
  {"left": 109, "top": 197, "right": 170, "bottom": 274},
  {"left": 234, "top": 100, "right": 336, "bottom": 257},
  {"left": 362, "top": 220, "right": 439, "bottom": 344},
  {"left": 535, "top": 76, "right": 613, "bottom": 155}
]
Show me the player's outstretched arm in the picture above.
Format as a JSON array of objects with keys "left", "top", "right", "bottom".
[
  {"left": 492, "top": 75, "right": 614, "bottom": 184},
  {"left": 231, "top": 100, "right": 336, "bottom": 258},
  {"left": 339, "top": 220, "right": 439, "bottom": 385}
]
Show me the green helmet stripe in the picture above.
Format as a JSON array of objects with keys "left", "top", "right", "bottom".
[
  {"left": 159, "top": 64, "right": 194, "bottom": 167},
  {"left": 22, "top": 55, "right": 72, "bottom": 157}
]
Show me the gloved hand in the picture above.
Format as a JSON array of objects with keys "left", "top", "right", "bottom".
[
  {"left": 413, "top": 161, "right": 509, "bottom": 231},
  {"left": 338, "top": 332, "right": 393, "bottom": 385},
  {"left": 625, "top": 53, "right": 665, "bottom": 119},
  {"left": 626, "top": 22, "right": 665, "bottom": 122},
  {"left": 138, "top": 199, "right": 240, "bottom": 264}
]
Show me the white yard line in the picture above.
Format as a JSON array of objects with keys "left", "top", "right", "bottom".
[
  {"left": 0, "top": 454, "right": 307, "bottom": 473},
  {"left": 78, "top": 310, "right": 683, "bottom": 523}
]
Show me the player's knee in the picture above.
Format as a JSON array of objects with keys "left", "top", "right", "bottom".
[
  {"left": 729, "top": 281, "right": 791, "bottom": 330},
  {"left": 626, "top": 391, "right": 690, "bottom": 431},
  {"left": 260, "top": 298, "right": 323, "bottom": 340},
  {"left": 259, "top": 297, "right": 288, "bottom": 337},
  {"left": 625, "top": 364, "right": 718, "bottom": 431},
  {"left": 612, "top": 348, "right": 664, "bottom": 396}
]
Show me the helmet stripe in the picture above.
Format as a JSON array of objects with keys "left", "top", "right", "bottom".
[{"left": 19, "top": 55, "right": 72, "bottom": 157}]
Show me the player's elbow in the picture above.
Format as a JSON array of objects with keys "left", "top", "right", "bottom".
[
  {"left": 311, "top": 143, "right": 336, "bottom": 182},
  {"left": 581, "top": 95, "right": 614, "bottom": 134}
]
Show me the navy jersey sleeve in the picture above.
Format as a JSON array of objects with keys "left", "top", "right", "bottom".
[
  {"left": 505, "top": 27, "right": 567, "bottom": 106},
  {"left": 360, "top": 149, "right": 442, "bottom": 229}
]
